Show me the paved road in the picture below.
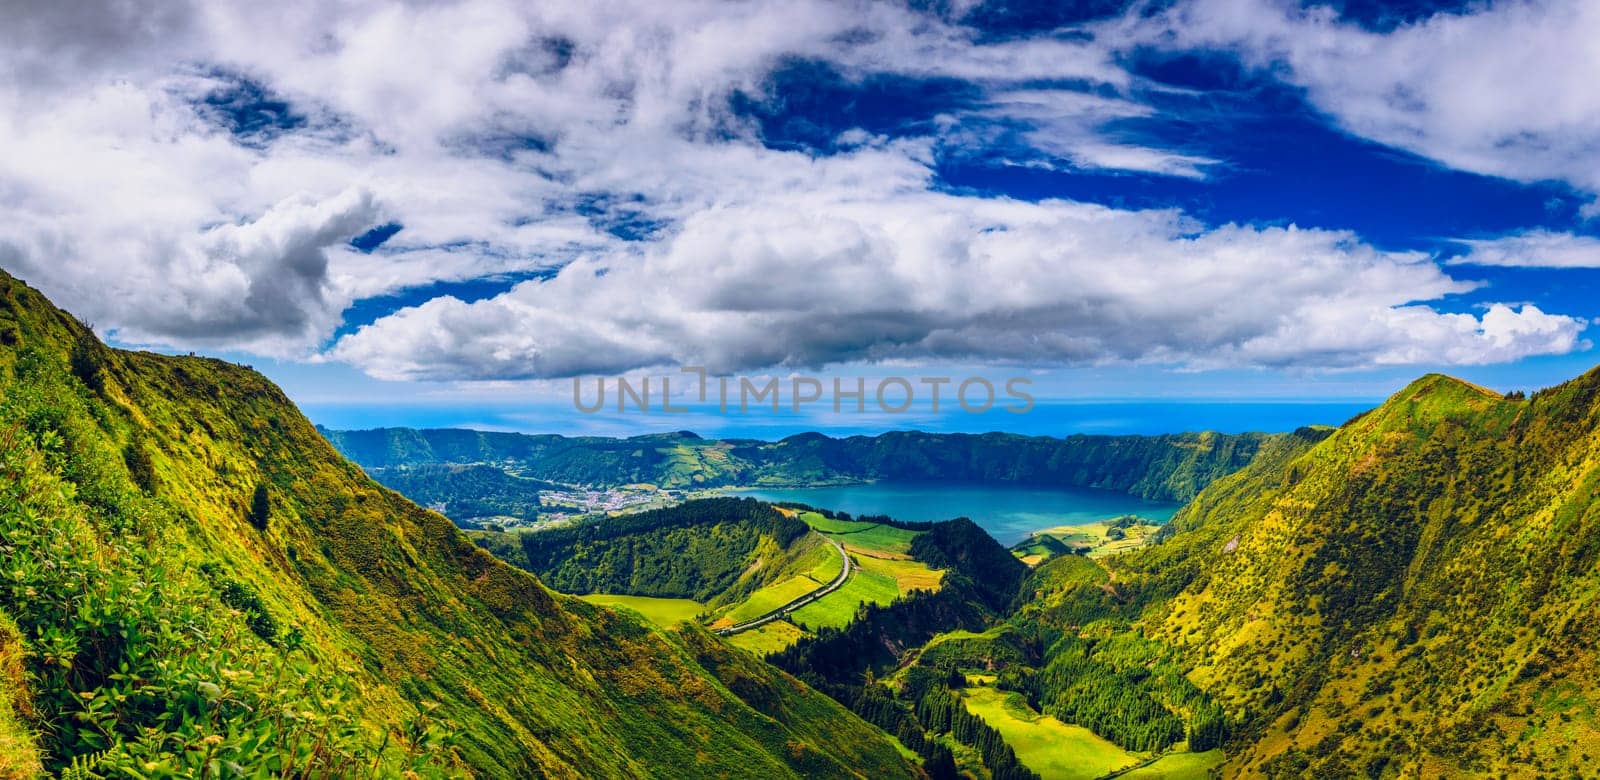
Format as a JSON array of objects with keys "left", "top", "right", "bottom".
[{"left": 715, "top": 538, "right": 852, "bottom": 636}]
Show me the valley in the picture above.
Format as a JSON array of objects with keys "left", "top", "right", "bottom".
[
  {"left": 445, "top": 368, "right": 1600, "bottom": 778},
  {"left": 8, "top": 3, "right": 1588, "bottom": 778},
  {"left": 5, "top": 268, "right": 1600, "bottom": 778}
]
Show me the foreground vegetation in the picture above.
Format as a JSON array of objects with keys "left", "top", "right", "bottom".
[
  {"left": 332, "top": 320, "right": 1600, "bottom": 777},
  {"left": 0, "top": 271, "right": 917, "bottom": 778}
]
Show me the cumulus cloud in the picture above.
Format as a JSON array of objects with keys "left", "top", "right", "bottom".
[
  {"left": 1138, "top": 0, "right": 1600, "bottom": 193},
  {"left": 0, "top": 0, "right": 1195, "bottom": 359},
  {"left": 1450, "top": 230, "right": 1600, "bottom": 268},
  {"left": 330, "top": 194, "right": 1587, "bottom": 379},
  {"left": 0, "top": 0, "right": 1588, "bottom": 377},
  {"left": 0, "top": 186, "right": 378, "bottom": 356}
]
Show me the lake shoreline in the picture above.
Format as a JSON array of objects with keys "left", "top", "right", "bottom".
[{"left": 721, "top": 482, "right": 1180, "bottom": 547}]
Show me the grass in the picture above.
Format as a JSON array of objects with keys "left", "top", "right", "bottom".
[
  {"left": 798, "top": 511, "right": 922, "bottom": 556},
  {"left": 1014, "top": 517, "right": 1162, "bottom": 564},
  {"left": 1120, "top": 750, "right": 1226, "bottom": 779},
  {"left": 725, "top": 620, "right": 811, "bottom": 656},
  {"left": 790, "top": 566, "right": 900, "bottom": 630},
  {"left": 799, "top": 511, "right": 881, "bottom": 534},
  {"left": 959, "top": 685, "right": 1138, "bottom": 780},
  {"left": 854, "top": 554, "right": 943, "bottom": 594},
  {"left": 923, "top": 626, "right": 1008, "bottom": 650},
  {"left": 798, "top": 541, "right": 846, "bottom": 585},
  {"left": 0, "top": 610, "right": 40, "bottom": 778},
  {"left": 0, "top": 270, "right": 924, "bottom": 779},
  {"left": 577, "top": 594, "right": 704, "bottom": 627},
  {"left": 722, "top": 576, "right": 821, "bottom": 623},
  {"left": 831, "top": 524, "right": 919, "bottom": 556}
]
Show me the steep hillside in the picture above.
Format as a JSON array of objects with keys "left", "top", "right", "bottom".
[
  {"left": 0, "top": 271, "right": 917, "bottom": 778},
  {"left": 1031, "top": 371, "right": 1600, "bottom": 777},
  {"left": 324, "top": 426, "right": 1281, "bottom": 501},
  {"left": 508, "top": 497, "right": 815, "bottom": 607}
]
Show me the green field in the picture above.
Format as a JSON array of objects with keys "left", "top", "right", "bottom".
[
  {"left": 725, "top": 620, "right": 811, "bottom": 656},
  {"left": 790, "top": 566, "right": 900, "bottom": 630},
  {"left": 855, "top": 553, "right": 943, "bottom": 593},
  {"left": 797, "top": 511, "right": 922, "bottom": 556},
  {"left": 960, "top": 685, "right": 1138, "bottom": 779},
  {"left": 722, "top": 576, "right": 820, "bottom": 623},
  {"left": 834, "top": 524, "right": 920, "bottom": 555},
  {"left": 1120, "top": 750, "right": 1226, "bottom": 779},
  {"left": 798, "top": 511, "right": 882, "bottom": 534},
  {"left": 577, "top": 594, "right": 704, "bottom": 626},
  {"left": 799, "top": 541, "right": 847, "bottom": 584}
]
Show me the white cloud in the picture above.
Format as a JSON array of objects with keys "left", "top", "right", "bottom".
[
  {"left": 0, "top": 0, "right": 1198, "bottom": 360},
  {"left": 1140, "top": 0, "right": 1600, "bottom": 193},
  {"left": 1449, "top": 230, "right": 1600, "bottom": 268},
  {"left": 981, "top": 89, "right": 1219, "bottom": 178},
  {"left": 0, "top": 0, "right": 1588, "bottom": 379},
  {"left": 330, "top": 194, "right": 1586, "bottom": 379}
]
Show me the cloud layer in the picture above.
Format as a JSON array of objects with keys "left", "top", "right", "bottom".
[
  {"left": 0, "top": 0, "right": 1592, "bottom": 378},
  {"left": 330, "top": 194, "right": 1586, "bottom": 379}
]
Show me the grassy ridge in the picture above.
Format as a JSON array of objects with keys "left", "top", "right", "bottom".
[
  {"left": 996, "top": 371, "right": 1600, "bottom": 776},
  {"left": 0, "top": 271, "right": 917, "bottom": 778}
]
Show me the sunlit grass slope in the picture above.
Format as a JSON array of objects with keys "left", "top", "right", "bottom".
[
  {"left": 1038, "top": 371, "right": 1600, "bottom": 776},
  {"left": 0, "top": 270, "right": 916, "bottom": 779}
]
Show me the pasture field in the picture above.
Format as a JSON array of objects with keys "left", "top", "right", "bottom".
[
  {"left": 922, "top": 626, "right": 1008, "bottom": 651},
  {"left": 797, "top": 510, "right": 922, "bottom": 556},
  {"left": 828, "top": 524, "right": 920, "bottom": 556},
  {"left": 1121, "top": 750, "right": 1226, "bottom": 779},
  {"left": 854, "top": 554, "right": 943, "bottom": 594},
  {"left": 721, "top": 576, "right": 820, "bottom": 623},
  {"left": 797, "top": 540, "right": 846, "bottom": 584},
  {"left": 725, "top": 620, "right": 810, "bottom": 656},
  {"left": 576, "top": 594, "right": 704, "bottom": 627},
  {"left": 798, "top": 511, "right": 882, "bottom": 534},
  {"left": 960, "top": 685, "right": 1138, "bottom": 779},
  {"left": 790, "top": 567, "right": 900, "bottom": 630}
]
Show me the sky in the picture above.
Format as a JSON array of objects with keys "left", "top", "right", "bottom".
[{"left": 4, "top": 0, "right": 1600, "bottom": 438}]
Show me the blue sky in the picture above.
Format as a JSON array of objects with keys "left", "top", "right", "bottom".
[{"left": 5, "top": 0, "right": 1600, "bottom": 437}]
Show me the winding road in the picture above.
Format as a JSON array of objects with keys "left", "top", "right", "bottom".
[{"left": 715, "top": 538, "right": 852, "bottom": 636}]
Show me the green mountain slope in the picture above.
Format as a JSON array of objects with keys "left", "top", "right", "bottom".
[
  {"left": 0, "top": 271, "right": 916, "bottom": 778},
  {"left": 1022, "top": 371, "right": 1600, "bottom": 777},
  {"left": 508, "top": 498, "right": 815, "bottom": 607},
  {"left": 322, "top": 426, "right": 1279, "bottom": 502},
  {"left": 367, "top": 463, "right": 558, "bottom": 524}
]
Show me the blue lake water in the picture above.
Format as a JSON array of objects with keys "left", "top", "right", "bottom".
[{"left": 730, "top": 483, "right": 1180, "bottom": 547}]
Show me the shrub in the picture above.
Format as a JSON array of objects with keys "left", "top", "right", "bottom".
[
  {"left": 68, "top": 340, "right": 104, "bottom": 393},
  {"left": 248, "top": 483, "right": 270, "bottom": 530},
  {"left": 122, "top": 441, "right": 155, "bottom": 493}
]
